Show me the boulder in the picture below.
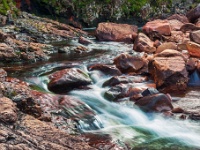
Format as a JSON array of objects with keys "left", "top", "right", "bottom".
[
  {"left": 165, "top": 31, "right": 189, "bottom": 43},
  {"left": 167, "top": 14, "right": 189, "bottom": 24},
  {"left": 156, "top": 42, "right": 177, "bottom": 53},
  {"left": 88, "top": 64, "right": 122, "bottom": 76},
  {"left": 186, "top": 58, "right": 198, "bottom": 72},
  {"left": 149, "top": 49, "right": 188, "bottom": 92},
  {"left": 180, "top": 23, "right": 200, "bottom": 33},
  {"left": 135, "top": 93, "right": 173, "bottom": 112},
  {"left": 142, "top": 19, "right": 171, "bottom": 36},
  {"left": 186, "top": 4, "right": 200, "bottom": 23},
  {"left": 104, "top": 83, "right": 156, "bottom": 101},
  {"left": 168, "top": 19, "right": 184, "bottom": 31},
  {"left": 96, "top": 22, "right": 138, "bottom": 43},
  {"left": 195, "top": 18, "right": 200, "bottom": 27},
  {"left": 190, "top": 30, "right": 200, "bottom": 44},
  {"left": 103, "top": 75, "right": 148, "bottom": 87},
  {"left": 78, "top": 36, "right": 93, "bottom": 45},
  {"left": 133, "top": 33, "right": 156, "bottom": 53},
  {"left": 48, "top": 68, "right": 92, "bottom": 93},
  {"left": 186, "top": 41, "right": 200, "bottom": 58},
  {"left": 113, "top": 53, "right": 148, "bottom": 74}
]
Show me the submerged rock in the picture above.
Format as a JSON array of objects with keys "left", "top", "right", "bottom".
[
  {"left": 48, "top": 68, "right": 92, "bottom": 93},
  {"left": 96, "top": 22, "right": 138, "bottom": 43}
]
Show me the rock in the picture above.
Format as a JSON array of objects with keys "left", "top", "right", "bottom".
[
  {"left": 78, "top": 36, "right": 93, "bottom": 45},
  {"left": 0, "top": 68, "right": 7, "bottom": 82},
  {"left": 180, "top": 23, "right": 200, "bottom": 33},
  {"left": 195, "top": 18, "right": 200, "bottom": 27},
  {"left": 96, "top": 22, "right": 138, "bottom": 43},
  {"left": 89, "top": 64, "right": 122, "bottom": 76},
  {"left": 135, "top": 93, "right": 173, "bottom": 112},
  {"left": 186, "top": 41, "right": 200, "bottom": 58},
  {"left": 190, "top": 30, "right": 200, "bottom": 44},
  {"left": 113, "top": 53, "right": 148, "bottom": 74},
  {"left": 186, "top": 4, "right": 200, "bottom": 23},
  {"left": 149, "top": 49, "right": 188, "bottom": 92},
  {"left": 164, "top": 31, "right": 189, "bottom": 43},
  {"left": 0, "top": 97, "right": 17, "bottom": 123},
  {"left": 142, "top": 19, "right": 171, "bottom": 36},
  {"left": 48, "top": 68, "right": 92, "bottom": 93},
  {"left": 186, "top": 58, "right": 198, "bottom": 72},
  {"left": 172, "top": 107, "right": 184, "bottom": 113},
  {"left": 156, "top": 42, "right": 177, "bottom": 53},
  {"left": 133, "top": 33, "right": 156, "bottom": 53},
  {"left": 104, "top": 83, "right": 156, "bottom": 101},
  {"left": 0, "top": 15, "right": 7, "bottom": 26},
  {"left": 168, "top": 19, "right": 184, "bottom": 31},
  {"left": 103, "top": 75, "right": 148, "bottom": 87},
  {"left": 167, "top": 14, "right": 189, "bottom": 24},
  {"left": 0, "top": 43, "right": 18, "bottom": 61}
]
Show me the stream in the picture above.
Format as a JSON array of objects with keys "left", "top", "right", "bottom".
[{"left": 2, "top": 38, "right": 200, "bottom": 149}]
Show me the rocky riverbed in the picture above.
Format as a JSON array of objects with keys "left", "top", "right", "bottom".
[{"left": 1, "top": 3, "right": 200, "bottom": 150}]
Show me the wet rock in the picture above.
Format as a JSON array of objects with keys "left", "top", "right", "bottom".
[
  {"left": 186, "top": 4, "right": 200, "bottom": 23},
  {"left": 172, "top": 107, "right": 184, "bottom": 113},
  {"left": 78, "top": 36, "right": 93, "bottom": 45},
  {"left": 0, "top": 97, "right": 17, "bottom": 123},
  {"left": 103, "top": 75, "right": 148, "bottom": 87},
  {"left": 186, "top": 41, "right": 200, "bottom": 58},
  {"left": 180, "top": 23, "right": 200, "bottom": 33},
  {"left": 190, "top": 30, "right": 200, "bottom": 44},
  {"left": 135, "top": 93, "right": 173, "bottom": 112},
  {"left": 156, "top": 42, "right": 177, "bottom": 53},
  {"left": 142, "top": 19, "right": 171, "bottom": 36},
  {"left": 133, "top": 33, "right": 156, "bottom": 53},
  {"left": 167, "top": 14, "right": 189, "bottom": 24},
  {"left": 89, "top": 64, "right": 122, "bottom": 76},
  {"left": 168, "top": 19, "right": 184, "bottom": 31},
  {"left": 96, "top": 22, "right": 138, "bottom": 43},
  {"left": 104, "top": 83, "right": 156, "bottom": 101},
  {"left": 149, "top": 49, "right": 188, "bottom": 92},
  {"left": 113, "top": 53, "right": 148, "bottom": 74},
  {"left": 141, "top": 87, "right": 159, "bottom": 97},
  {"left": 48, "top": 68, "right": 92, "bottom": 93}
]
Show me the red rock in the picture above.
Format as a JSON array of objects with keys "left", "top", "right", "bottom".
[
  {"left": 78, "top": 36, "right": 93, "bottom": 45},
  {"left": 0, "top": 43, "right": 18, "bottom": 61},
  {"left": 167, "top": 14, "right": 189, "bottom": 24},
  {"left": 96, "top": 22, "right": 138, "bottom": 43},
  {"left": 156, "top": 42, "right": 177, "bottom": 53},
  {"left": 180, "top": 23, "right": 200, "bottom": 33},
  {"left": 142, "top": 19, "right": 171, "bottom": 36},
  {"left": 186, "top": 41, "right": 200, "bottom": 58},
  {"left": 168, "top": 19, "right": 184, "bottom": 31},
  {"left": 172, "top": 107, "right": 184, "bottom": 113},
  {"left": 0, "top": 68, "right": 7, "bottom": 82},
  {"left": 135, "top": 93, "right": 173, "bottom": 112},
  {"left": 88, "top": 64, "right": 122, "bottom": 76},
  {"left": 186, "top": 58, "right": 198, "bottom": 72},
  {"left": 186, "top": 4, "right": 200, "bottom": 23},
  {"left": 103, "top": 75, "right": 148, "bottom": 87},
  {"left": 113, "top": 53, "right": 148, "bottom": 74},
  {"left": 133, "top": 33, "right": 156, "bottom": 53},
  {"left": 190, "top": 30, "right": 200, "bottom": 44},
  {"left": 165, "top": 31, "right": 190, "bottom": 43},
  {"left": 149, "top": 49, "right": 188, "bottom": 92}
]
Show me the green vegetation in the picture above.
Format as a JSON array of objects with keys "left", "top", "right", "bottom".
[{"left": 0, "top": 0, "right": 19, "bottom": 16}]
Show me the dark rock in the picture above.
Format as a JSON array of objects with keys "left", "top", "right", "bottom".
[
  {"left": 103, "top": 75, "right": 148, "bottom": 87},
  {"left": 0, "top": 15, "right": 7, "bottom": 26},
  {"left": 135, "top": 93, "right": 173, "bottom": 112},
  {"left": 149, "top": 49, "right": 188, "bottom": 92},
  {"left": 180, "top": 23, "right": 200, "bottom": 33},
  {"left": 172, "top": 107, "right": 184, "bottom": 113},
  {"left": 113, "top": 53, "right": 148, "bottom": 74},
  {"left": 186, "top": 4, "right": 200, "bottom": 23},
  {"left": 48, "top": 68, "right": 92, "bottom": 93},
  {"left": 141, "top": 88, "right": 159, "bottom": 97},
  {"left": 186, "top": 58, "right": 198, "bottom": 72},
  {"left": 133, "top": 33, "right": 156, "bottom": 53},
  {"left": 89, "top": 64, "right": 122, "bottom": 76},
  {"left": 96, "top": 22, "right": 138, "bottom": 43}
]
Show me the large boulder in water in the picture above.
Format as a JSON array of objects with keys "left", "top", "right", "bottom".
[
  {"left": 48, "top": 68, "right": 92, "bottom": 93},
  {"left": 96, "top": 22, "right": 138, "bottom": 43},
  {"left": 135, "top": 93, "right": 173, "bottom": 112},
  {"left": 149, "top": 49, "right": 188, "bottom": 92},
  {"left": 133, "top": 33, "right": 156, "bottom": 53}
]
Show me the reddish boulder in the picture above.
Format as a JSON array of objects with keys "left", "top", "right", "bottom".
[
  {"left": 96, "top": 22, "right": 138, "bottom": 43},
  {"left": 142, "top": 19, "right": 171, "bottom": 36},
  {"left": 88, "top": 64, "right": 122, "bottom": 76},
  {"left": 113, "top": 53, "right": 148, "bottom": 74},
  {"left": 133, "top": 33, "right": 156, "bottom": 53},
  {"left": 78, "top": 36, "right": 93, "bottom": 45},
  {"left": 135, "top": 93, "right": 173, "bottom": 112},
  {"left": 186, "top": 41, "right": 200, "bottom": 58},
  {"left": 180, "top": 23, "right": 200, "bottom": 33},
  {"left": 167, "top": 14, "right": 189, "bottom": 24},
  {"left": 190, "top": 30, "right": 200, "bottom": 44},
  {"left": 149, "top": 49, "right": 188, "bottom": 92},
  {"left": 165, "top": 31, "right": 189, "bottom": 43},
  {"left": 48, "top": 68, "right": 92, "bottom": 93},
  {"left": 156, "top": 42, "right": 177, "bottom": 53},
  {"left": 186, "top": 4, "right": 200, "bottom": 23},
  {"left": 186, "top": 58, "right": 198, "bottom": 72},
  {"left": 103, "top": 75, "right": 148, "bottom": 87},
  {"left": 168, "top": 19, "right": 184, "bottom": 31}
]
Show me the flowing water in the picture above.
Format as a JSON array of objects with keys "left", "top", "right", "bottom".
[{"left": 3, "top": 39, "right": 200, "bottom": 149}]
